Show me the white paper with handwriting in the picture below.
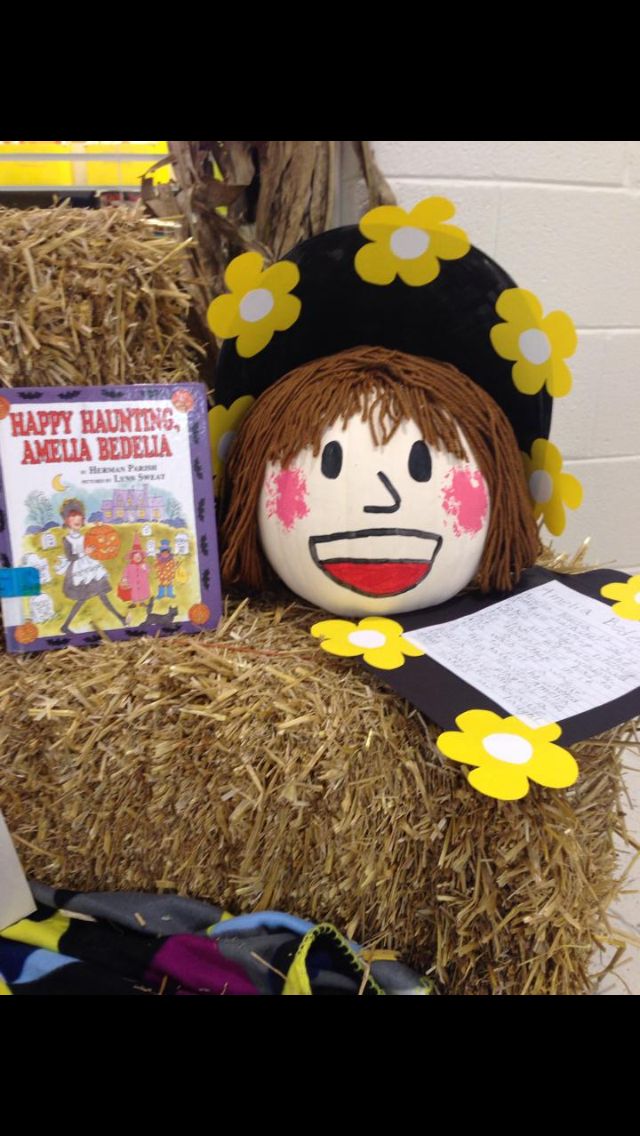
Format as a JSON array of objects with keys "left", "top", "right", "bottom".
[
  {"left": 403, "top": 581, "right": 640, "bottom": 726},
  {"left": 0, "top": 810, "right": 35, "bottom": 931}
]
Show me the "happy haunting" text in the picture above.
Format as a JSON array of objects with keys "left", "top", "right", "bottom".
[{"left": 9, "top": 406, "right": 178, "bottom": 464}]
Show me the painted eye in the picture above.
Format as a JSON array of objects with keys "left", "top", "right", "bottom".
[
  {"left": 321, "top": 440, "right": 343, "bottom": 479},
  {"left": 408, "top": 440, "right": 432, "bottom": 482}
]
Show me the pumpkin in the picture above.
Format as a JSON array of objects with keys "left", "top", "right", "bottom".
[
  {"left": 0, "top": 396, "right": 10, "bottom": 421},
  {"left": 257, "top": 411, "right": 491, "bottom": 617},
  {"left": 223, "top": 348, "right": 539, "bottom": 617},
  {"left": 171, "top": 388, "right": 194, "bottom": 414},
  {"left": 85, "top": 524, "right": 121, "bottom": 561},
  {"left": 15, "top": 621, "right": 38, "bottom": 645},
  {"left": 188, "top": 602, "right": 210, "bottom": 625}
]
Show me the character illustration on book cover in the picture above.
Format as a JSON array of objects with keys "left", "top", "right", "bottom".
[{"left": 17, "top": 481, "right": 197, "bottom": 637}]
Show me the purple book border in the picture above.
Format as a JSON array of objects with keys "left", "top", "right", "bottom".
[{"left": 0, "top": 383, "right": 222, "bottom": 653}]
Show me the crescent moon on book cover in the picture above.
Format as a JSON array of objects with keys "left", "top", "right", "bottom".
[{"left": 52, "top": 473, "right": 68, "bottom": 492}]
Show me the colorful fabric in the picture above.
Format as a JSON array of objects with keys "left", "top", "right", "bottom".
[
  {"left": 0, "top": 884, "right": 433, "bottom": 996},
  {"left": 156, "top": 555, "right": 176, "bottom": 585}
]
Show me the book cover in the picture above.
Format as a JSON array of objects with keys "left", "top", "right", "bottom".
[{"left": 0, "top": 383, "right": 222, "bottom": 652}]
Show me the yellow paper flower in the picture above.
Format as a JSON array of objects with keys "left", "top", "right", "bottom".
[
  {"left": 600, "top": 575, "right": 640, "bottom": 622},
  {"left": 490, "top": 288, "right": 577, "bottom": 398},
  {"left": 207, "top": 251, "right": 301, "bottom": 358},
  {"left": 209, "top": 396, "right": 254, "bottom": 493},
  {"left": 355, "top": 197, "right": 470, "bottom": 287},
  {"left": 522, "top": 439, "right": 583, "bottom": 536},
  {"left": 311, "top": 616, "right": 425, "bottom": 670},
  {"left": 437, "top": 710, "right": 578, "bottom": 801}
]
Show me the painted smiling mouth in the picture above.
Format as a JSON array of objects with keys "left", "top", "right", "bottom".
[{"left": 309, "top": 528, "right": 443, "bottom": 597}]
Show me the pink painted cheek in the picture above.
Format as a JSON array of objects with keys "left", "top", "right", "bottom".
[
  {"left": 441, "top": 467, "right": 489, "bottom": 538},
  {"left": 265, "top": 466, "right": 310, "bottom": 531}
]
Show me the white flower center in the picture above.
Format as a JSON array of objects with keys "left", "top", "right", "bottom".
[
  {"left": 519, "top": 328, "right": 552, "bottom": 365},
  {"left": 239, "top": 288, "right": 275, "bottom": 323},
  {"left": 217, "top": 429, "right": 237, "bottom": 462},
  {"left": 348, "top": 629, "right": 387, "bottom": 649},
  {"left": 482, "top": 732, "right": 534, "bottom": 765},
  {"left": 390, "top": 226, "right": 430, "bottom": 260},
  {"left": 529, "top": 470, "right": 554, "bottom": 504}
]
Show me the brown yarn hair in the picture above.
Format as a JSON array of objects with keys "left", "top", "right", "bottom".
[{"left": 221, "top": 345, "right": 540, "bottom": 593}]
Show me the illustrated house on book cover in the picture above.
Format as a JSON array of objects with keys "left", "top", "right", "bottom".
[
  {"left": 102, "top": 484, "right": 164, "bottom": 523},
  {"left": 0, "top": 383, "right": 222, "bottom": 652}
]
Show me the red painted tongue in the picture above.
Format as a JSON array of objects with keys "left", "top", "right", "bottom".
[{"left": 323, "top": 560, "right": 430, "bottom": 597}]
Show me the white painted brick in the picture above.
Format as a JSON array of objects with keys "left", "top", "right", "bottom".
[
  {"left": 371, "top": 141, "right": 627, "bottom": 185},
  {"left": 555, "top": 458, "right": 640, "bottom": 568},
  {"left": 494, "top": 185, "right": 640, "bottom": 327},
  {"left": 551, "top": 331, "right": 640, "bottom": 460}
]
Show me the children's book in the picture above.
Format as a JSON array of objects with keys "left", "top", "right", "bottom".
[{"left": 0, "top": 383, "right": 221, "bottom": 652}]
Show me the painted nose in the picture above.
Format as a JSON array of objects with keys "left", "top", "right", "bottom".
[{"left": 364, "top": 471, "right": 401, "bottom": 514}]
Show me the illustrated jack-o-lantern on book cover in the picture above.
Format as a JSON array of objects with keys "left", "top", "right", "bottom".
[
  {"left": 209, "top": 199, "right": 640, "bottom": 800},
  {"left": 0, "top": 383, "right": 221, "bottom": 652}
]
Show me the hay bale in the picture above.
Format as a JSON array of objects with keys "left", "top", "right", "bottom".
[
  {"left": 0, "top": 590, "right": 635, "bottom": 995},
  {"left": 1, "top": 207, "right": 632, "bottom": 992},
  {"left": 0, "top": 204, "right": 203, "bottom": 388}
]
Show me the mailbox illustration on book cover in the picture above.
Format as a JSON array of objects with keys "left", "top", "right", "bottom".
[{"left": 0, "top": 383, "right": 222, "bottom": 652}]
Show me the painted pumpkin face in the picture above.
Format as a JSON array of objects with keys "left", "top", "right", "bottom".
[
  {"left": 14, "top": 621, "right": 38, "bottom": 645},
  {"left": 85, "top": 523, "right": 121, "bottom": 561},
  {"left": 171, "top": 388, "right": 194, "bottom": 414},
  {"left": 258, "top": 413, "right": 491, "bottom": 616}
]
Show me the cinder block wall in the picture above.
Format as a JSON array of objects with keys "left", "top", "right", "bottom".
[{"left": 339, "top": 141, "right": 640, "bottom": 573}]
